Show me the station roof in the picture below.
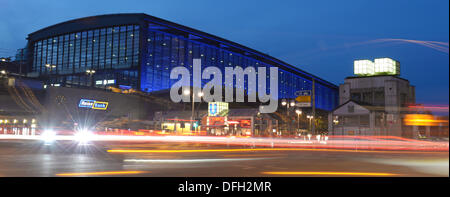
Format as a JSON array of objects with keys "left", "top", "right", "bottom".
[{"left": 28, "top": 13, "right": 337, "bottom": 89}]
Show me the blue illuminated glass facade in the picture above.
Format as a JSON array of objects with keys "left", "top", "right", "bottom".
[
  {"left": 26, "top": 14, "right": 338, "bottom": 111},
  {"left": 141, "top": 23, "right": 338, "bottom": 111},
  {"left": 30, "top": 24, "right": 140, "bottom": 89}
]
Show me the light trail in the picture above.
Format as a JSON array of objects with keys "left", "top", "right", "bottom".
[
  {"left": 360, "top": 38, "right": 449, "bottom": 54},
  {"left": 124, "top": 158, "right": 267, "bottom": 163},
  {"left": 294, "top": 38, "right": 449, "bottom": 59},
  {"left": 222, "top": 154, "right": 287, "bottom": 157},
  {"left": 0, "top": 134, "right": 448, "bottom": 152},
  {"left": 363, "top": 158, "right": 449, "bottom": 176},
  {"left": 107, "top": 148, "right": 446, "bottom": 154},
  {"left": 56, "top": 170, "right": 148, "bottom": 176},
  {"left": 408, "top": 105, "right": 449, "bottom": 111},
  {"left": 261, "top": 171, "right": 399, "bottom": 176}
]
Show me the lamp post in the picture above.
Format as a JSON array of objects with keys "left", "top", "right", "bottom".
[
  {"left": 13, "top": 119, "right": 17, "bottom": 135},
  {"left": 307, "top": 115, "right": 313, "bottom": 134},
  {"left": 281, "top": 100, "right": 288, "bottom": 135},
  {"left": 290, "top": 101, "right": 296, "bottom": 107},
  {"left": 183, "top": 89, "right": 193, "bottom": 127},
  {"left": 195, "top": 91, "right": 204, "bottom": 132},
  {"left": 183, "top": 89, "right": 203, "bottom": 132},
  {"left": 86, "top": 69, "right": 96, "bottom": 87},
  {"left": 45, "top": 64, "right": 56, "bottom": 71},
  {"left": 295, "top": 109, "right": 302, "bottom": 134},
  {"left": 0, "top": 120, "right": 2, "bottom": 134},
  {"left": 45, "top": 64, "right": 56, "bottom": 85},
  {"left": 281, "top": 99, "right": 296, "bottom": 136}
]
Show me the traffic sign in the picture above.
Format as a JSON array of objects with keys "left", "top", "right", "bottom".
[
  {"left": 296, "top": 102, "right": 311, "bottom": 107},
  {"left": 295, "top": 95, "right": 311, "bottom": 103},
  {"left": 294, "top": 90, "right": 311, "bottom": 96}
]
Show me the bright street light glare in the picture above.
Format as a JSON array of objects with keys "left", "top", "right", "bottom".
[
  {"left": 74, "top": 130, "right": 95, "bottom": 145},
  {"left": 41, "top": 130, "right": 56, "bottom": 145}
]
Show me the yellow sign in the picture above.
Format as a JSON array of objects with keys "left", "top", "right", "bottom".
[
  {"left": 92, "top": 101, "right": 109, "bottom": 110},
  {"left": 295, "top": 95, "right": 311, "bottom": 103}
]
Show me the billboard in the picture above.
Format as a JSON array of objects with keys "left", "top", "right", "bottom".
[
  {"left": 354, "top": 58, "right": 400, "bottom": 76},
  {"left": 354, "top": 60, "right": 375, "bottom": 76},
  {"left": 208, "top": 102, "right": 229, "bottom": 117},
  {"left": 78, "top": 99, "right": 109, "bottom": 110},
  {"left": 374, "top": 58, "right": 400, "bottom": 75}
]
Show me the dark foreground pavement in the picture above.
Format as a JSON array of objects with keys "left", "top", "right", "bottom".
[{"left": 0, "top": 140, "right": 447, "bottom": 177}]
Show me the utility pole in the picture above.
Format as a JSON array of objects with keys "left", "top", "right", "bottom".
[
  {"left": 19, "top": 49, "right": 23, "bottom": 77},
  {"left": 186, "top": 88, "right": 203, "bottom": 132},
  {"left": 312, "top": 78, "right": 316, "bottom": 135},
  {"left": 191, "top": 87, "right": 195, "bottom": 130}
]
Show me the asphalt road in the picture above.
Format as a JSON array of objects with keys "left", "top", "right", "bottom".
[{"left": 0, "top": 140, "right": 448, "bottom": 177}]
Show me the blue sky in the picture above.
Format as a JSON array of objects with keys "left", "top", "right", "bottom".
[{"left": 0, "top": 0, "right": 448, "bottom": 105}]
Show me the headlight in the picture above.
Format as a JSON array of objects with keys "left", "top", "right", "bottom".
[
  {"left": 74, "top": 130, "right": 94, "bottom": 145},
  {"left": 41, "top": 130, "right": 56, "bottom": 145}
]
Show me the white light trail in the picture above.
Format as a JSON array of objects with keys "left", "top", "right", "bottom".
[{"left": 124, "top": 158, "right": 268, "bottom": 163}]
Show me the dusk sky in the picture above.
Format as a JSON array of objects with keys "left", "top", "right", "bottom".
[{"left": 0, "top": 0, "right": 448, "bottom": 105}]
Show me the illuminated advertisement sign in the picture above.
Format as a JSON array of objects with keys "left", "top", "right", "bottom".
[
  {"left": 374, "top": 58, "right": 400, "bottom": 75},
  {"left": 92, "top": 101, "right": 108, "bottom": 110},
  {"left": 78, "top": 99, "right": 95, "bottom": 108},
  {"left": 78, "top": 99, "right": 108, "bottom": 110},
  {"left": 354, "top": 60, "right": 375, "bottom": 76},
  {"left": 208, "top": 102, "right": 229, "bottom": 117},
  {"left": 354, "top": 58, "right": 400, "bottom": 76}
]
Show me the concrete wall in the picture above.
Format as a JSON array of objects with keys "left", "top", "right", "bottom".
[
  {"left": 342, "top": 76, "right": 413, "bottom": 109},
  {"left": 339, "top": 83, "right": 350, "bottom": 105},
  {"left": 41, "top": 87, "right": 159, "bottom": 127},
  {"left": 0, "top": 77, "right": 45, "bottom": 116}
]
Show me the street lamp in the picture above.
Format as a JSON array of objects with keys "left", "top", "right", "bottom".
[
  {"left": 0, "top": 70, "right": 6, "bottom": 80},
  {"left": 183, "top": 89, "right": 203, "bottom": 132},
  {"left": 13, "top": 119, "right": 17, "bottom": 135},
  {"left": 307, "top": 115, "right": 313, "bottom": 133},
  {"left": 290, "top": 101, "right": 296, "bottom": 107},
  {"left": 333, "top": 119, "right": 339, "bottom": 124},
  {"left": 183, "top": 89, "right": 190, "bottom": 96},
  {"left": 45, "top": 64, "right": 56, "bottom": 69},
  {"left": 192, "top": 91, "right": 204, "bottom": 132},
  {"left": 45, "top": 64, "right": 56, "bottom": 73},
  {"left": 295, "top": 109, "right": 302, "bottom": 134},
  {"left": 0, "top": 120, "right": 3, "bottom": 134},
  {"left": 86, "top": 69, "right": 96, "bottom": 87},
  {"left": 281, "top": 99, "right": 296, "bottom": 136},
  {"left": 281, "top": 99, "right": 288, "bottom": 135},
  {"left": 45, "top": 64, "right": 56, "bottom": 85}
]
